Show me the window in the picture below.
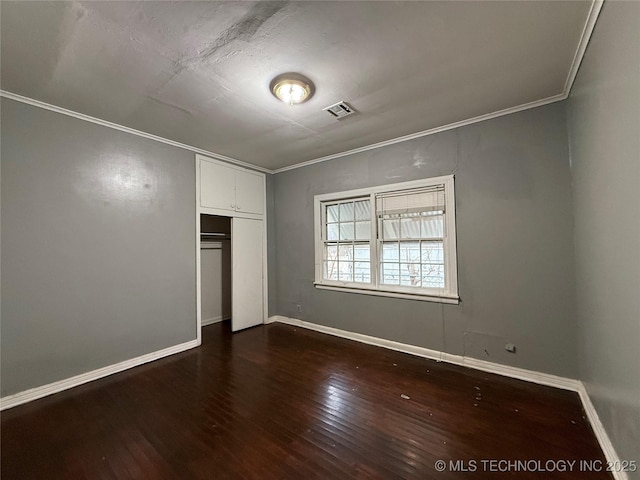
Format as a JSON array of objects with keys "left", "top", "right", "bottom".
[{"left": 314, "top": 175, "right": 459, "bottom": 303}]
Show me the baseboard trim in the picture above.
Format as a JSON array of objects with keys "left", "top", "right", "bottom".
[
  {"left": 2, "top": 316, "right": 626, "bottom": 479},
  {"left": 268, "top": 315, "right": 627, "bottom": 478},
  {"left": 577, "top": 384, "right": 629, "bottom": 480},
  {"left": 202, "top": 315, "right": 231, "bottom": 326},
  {"left": 269, "top": 315, "right": 578, "bottom": 390},
  {"left": 0, "top": 338, "right": 199, "bottom": 411}
]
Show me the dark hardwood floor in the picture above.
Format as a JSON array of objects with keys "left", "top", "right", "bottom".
[{"left": 2, "top": 322, "right": 611, "bottom": 479}]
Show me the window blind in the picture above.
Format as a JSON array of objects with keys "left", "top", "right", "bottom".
[{"left": 375, "top": 185, "right": 446, "bottom": 216}]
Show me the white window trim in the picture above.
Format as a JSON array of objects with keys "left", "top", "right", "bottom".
[{"left": 313, "top": 175, "right": 459, "bottom": 304}]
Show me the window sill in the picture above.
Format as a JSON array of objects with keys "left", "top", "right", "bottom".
[{"left": 314, "top": 283, "right": 460, "bottom": 304}]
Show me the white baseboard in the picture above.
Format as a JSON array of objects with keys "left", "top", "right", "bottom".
[
  {"left": 577, "top": 384, "right": 629, "bottom": 480},
  {"left": 269, "top": 316, "right": 578, "bottom": 390},
  {"left": 0, "top": 338, "right": 199, "bottom": 411},
  {"left": 268, "top": 315, "right": 627, "bottom": 479},
  {"left": 202, "top": 314, "right": 231, "bottom": 326},
  {"left": 1, "top": 315, "right": 626, "bottom": 480}
]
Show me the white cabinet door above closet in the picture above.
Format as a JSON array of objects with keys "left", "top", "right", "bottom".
[
  {"left": 199, "top": 157, "right": 264, "bottom": 216},
  {"left": 201, "top": 160, "right": 235, "bottom": 212},
  {"left": 235, "top": 169, "right": 264, "bottom": 215}
]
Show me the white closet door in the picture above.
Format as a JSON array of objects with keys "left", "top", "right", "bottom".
[{"left": 231, "top": 218, "right": 264, "bottom": 331}]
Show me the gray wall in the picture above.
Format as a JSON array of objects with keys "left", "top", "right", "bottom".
[
  {"left": 266, "top": 173, "right": 277, "bottom": 317},
  {"left": 1, "top": 98, "right": 197, "bottom": 397},
  {"left": 272, "top": 102, "right": 578, "bottom": 377},
  {"left": 567, "top": 1, "right": 640, "bottom": 471}
]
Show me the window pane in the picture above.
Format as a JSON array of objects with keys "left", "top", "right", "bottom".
[
  {"left": 354, "top": 262, "right": 371, "bottom": 283},
  {"left": 338, "top": 262, "right": 353, "bottom": 282},
  {"left": 318, "top": 182, "right": 454, "bottom": 296},
  {"left": 381, "top": 263, "right": 400, "bottom": 285},
  {"left": 421, "top": 242, "right": 444, "bottom": 263},
  {"left": 382, "top": 242, "right": 399, "bottom": 262},
  {"left": 339, "top": 223, "right": 354, "bottom": 240},
  {"left": 382, "top": 218, "right": 400, "bottom": 240},
  {"left": 400, "top": 263, "right": 421, "bottom": 286},
  {"left": 400, "top": 241, "right": 421, "bottom": 263},
  {"left": 354, "top": 243, "right": 370, "bottom": 261},
  {"left": 355, "top": 221, "right": 370, "bottom": 240},
  {"left": 339, "top": 202, "right": 354, "bottom": 222},
  {"left": 354, "top": 200, "right": 370, "bottom": 220},
  {"left": 326, "top": 204, "right": 339, "bottom": 223},
  {"left": 327, "top": 223, "right": 339, "bottom": 241},
  {"left": 325, "top": 243, "right": 338, "bottom": 260},
  {"left": 421, "top": 214, "right": 444, "bottom": 238},
  {"left": 324, "top": 261, "right": 338, "bottom": 281},
  {"left": 338, "top": 244, "right": 354, "bottom": 261},
  {"left": 399, "top": 217, "right": 421, "bottom": 239},
  {"left": 422, "top": 263, "right": 445, "bottom": 288}
]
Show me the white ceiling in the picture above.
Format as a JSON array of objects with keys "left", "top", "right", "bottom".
[{"left": 1, "top": 1, "right": 595, "bottom": 171}]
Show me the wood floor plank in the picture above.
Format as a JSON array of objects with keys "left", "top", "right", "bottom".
[{"left": 2, "top": 322, "right": 612, "bottom": 479}]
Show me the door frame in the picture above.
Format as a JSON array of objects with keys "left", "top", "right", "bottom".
[{"left": 195, "top": 155, "right": 268, "bottom": 344}]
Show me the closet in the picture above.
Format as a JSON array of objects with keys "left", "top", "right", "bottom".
[
  {"left": 197, "top": 155, "right": 266, "bottom": 334},
  {"left": 200, "top": 215, "right": 231, "bottom": 326}
]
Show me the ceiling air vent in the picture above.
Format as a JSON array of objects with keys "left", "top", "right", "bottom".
[{"left": 323, "top": 101, "right": 356, "bottom": 120}]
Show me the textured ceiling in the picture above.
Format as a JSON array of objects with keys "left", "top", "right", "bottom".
[{"left": 1, "top": 1, "right": 593, "bottom": 171}]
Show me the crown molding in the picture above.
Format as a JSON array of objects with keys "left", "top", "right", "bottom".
[
  {"left": 273, "top": 93, "right": 566, "bottom": 174},
  {"left": 0, "top": 90, "right": 272, "bottom": 174},
  {"left": 563, "top": 0, "right": 604, "bottom": 96},
  {"left": 273, "top": 0, "right": 603, "bottom": 174},
  {"left": 1, "top": 1, "right": 603, "bottom": 176}
]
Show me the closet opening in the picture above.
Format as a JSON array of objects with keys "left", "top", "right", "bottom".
[{"left": 200, "top": 214, "right": 231, "bottom": 331}]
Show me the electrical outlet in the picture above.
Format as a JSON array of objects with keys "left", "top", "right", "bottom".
[
  {"left": 505, "top": 343, "right": 516, "bottom": 353},
  {"left": 296, "top": 304, "right": 302, "bottom": 313}
]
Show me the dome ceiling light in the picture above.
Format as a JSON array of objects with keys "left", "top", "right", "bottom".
[{"left": 270, "top": 73, "right": 315, "bottom": 105}]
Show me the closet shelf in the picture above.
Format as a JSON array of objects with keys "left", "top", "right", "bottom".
[{"left": 201, "top": 233, "right": 230, "bottom": 240}]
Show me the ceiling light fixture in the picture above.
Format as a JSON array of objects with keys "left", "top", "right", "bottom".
[{"left": 270, "top": 73, "right": 315, "bottom": 105}]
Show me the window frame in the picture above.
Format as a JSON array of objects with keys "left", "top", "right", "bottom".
[
  {"left": 314, "top": 175, "right": 459, "bottom": 304},
  {"left": 320, "top": 197, "right": 375, "bottom": 285}
]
